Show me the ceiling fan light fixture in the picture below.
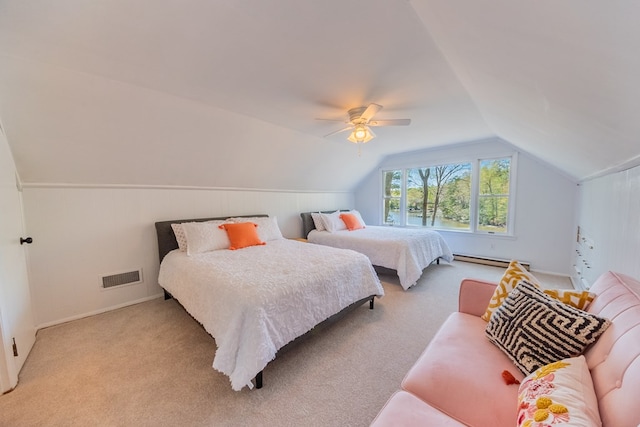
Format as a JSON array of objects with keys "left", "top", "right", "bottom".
[
  {"left": 354, "top": 125, "right": 367, "bottom": 140},
  {"left": 348, "top": 124, "right": 374, "bottom": 144},
  {"left": 317, "top": 103, "right": 408, "bottom": 148}
]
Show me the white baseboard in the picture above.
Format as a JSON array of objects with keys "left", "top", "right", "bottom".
[{"left": 36, "top": 293, "right": 164, "bottom": 330}]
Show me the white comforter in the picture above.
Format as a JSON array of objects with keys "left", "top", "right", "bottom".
[
  {"left": 308, "top": 226, "right": 453, "bottom": 290},
  {"left": 157, "top": 239, "right": 383, "bottom": 391}
]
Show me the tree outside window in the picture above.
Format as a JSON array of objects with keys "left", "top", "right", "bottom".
[
  {"left": 382, "top": 156, "right": 512, "bottom": 234},
  {"left": 406, "top": 163, "right": 471, "bottom": 229},
  {"left": 383, "top": 170, "right": 402, "bottom": 225},
  {"left": 477, "top": 158, "right": 510, "bottom": 233}
]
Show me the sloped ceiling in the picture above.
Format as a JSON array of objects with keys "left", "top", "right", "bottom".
[
  {"left": 0, "top": 1, "right": 637, "bottom": 192},
  {"left": 411, "top": 0, "right": 640, "bottom": 180}
]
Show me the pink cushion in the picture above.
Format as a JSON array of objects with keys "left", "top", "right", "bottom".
[
  {"left": 458, "top": 278, "right": 499, "bottom": 317},
  {"left": 370, "top": 391, "right": 467, "bottom": 427},
  {"left": 583, "top": 271, "right": 640, "bottom": 427},
  {"left": 402, "top": 312, "right": 523, "bottom": 427}
]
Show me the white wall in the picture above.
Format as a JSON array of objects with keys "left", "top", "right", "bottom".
[
  {"left": 574, "top": 164, "right": 640, "bottom": 287},
  {"left": 355, "top": 138, "right": 578, "bottom": 275},
  {"left": 22, "top": 186, "right": 352, "bottom": 327}
]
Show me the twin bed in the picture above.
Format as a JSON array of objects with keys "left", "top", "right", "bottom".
[
  {"left": 155, "top": 215, "right": 384, "bottom": 391},
  {"left": 300, "top": 211, "right": 453, "bottom": 290}
]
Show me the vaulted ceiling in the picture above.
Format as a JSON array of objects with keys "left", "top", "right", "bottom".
[{"left": 1, "top": 1, "right": 638, "bottom": 191}]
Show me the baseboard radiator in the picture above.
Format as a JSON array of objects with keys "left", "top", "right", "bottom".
[{"left": 453, "top": 254, "right": 530, "bottom": 271}]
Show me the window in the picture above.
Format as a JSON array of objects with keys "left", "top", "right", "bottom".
[
  {"left": 477, "top": 158, "right": 511, "bottom": 233},
  {"left": 382, "top": 156, "right": 514, "bottom": 234},
  {"left": 406, "top": 164, "right": 471, "bottom": 229}
]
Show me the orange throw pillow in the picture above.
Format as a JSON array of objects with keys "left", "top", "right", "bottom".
[
  {"left": 340, "top": 213, "right": 364, "bottom": 231},
  {"left": 218, "top": 222, "right": 266, "bottom": 250}
]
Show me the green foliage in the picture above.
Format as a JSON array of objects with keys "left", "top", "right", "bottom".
[
  {"left": 383, "top": 158, "right": 511, "bottom": 232},
  {"left": 440, "top": 173, "right": 471, "bottom": 224},
  {"left": 406, "top": 164, "right": 471, "bottom": 227},
  {"left": 478, "top": 159, "right": 510, "bottom": 231},
  {"left": 383, "top": 170, "right": 402, "bottom": 224}
]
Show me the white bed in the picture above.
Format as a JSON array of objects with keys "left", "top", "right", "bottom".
[
  {"left": 156, "top": 217, "right": 383, "bottom": 391},
  {"left": 301, "top": 211, "right": 453, "bottom": 290}
]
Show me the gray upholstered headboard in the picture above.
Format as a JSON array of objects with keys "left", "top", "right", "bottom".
[
  {"left": 154, "top": 214, "right": 268, "bottom": 262},
  {"left": 300, "top": 210, "right": 350, "bottom": 238}
]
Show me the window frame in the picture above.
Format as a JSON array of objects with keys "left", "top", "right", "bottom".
[{"left": 380, "top": 152, "right": 517, "bottom": 236}]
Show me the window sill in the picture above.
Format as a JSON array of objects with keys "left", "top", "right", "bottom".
[{"left": 436, "top": 228, "right": 516, "bottom": 240}]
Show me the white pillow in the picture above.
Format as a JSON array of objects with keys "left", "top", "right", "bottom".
[
  {"left": 182, "top": 220, "right": 231, "bottom": 255},
  {"left": 310, "top": 212, "right": 326, "bottom": 232},
  {"left": 320, "top": 211, "right": 347, "bottom": 233},
  {"left": 349, "top": 210, "right": 366, "bottom": 227},
  {"left": 517, "top": 355, "right": 602, "bottom": 426},
  {"left": 171, "top": 223, "right": 190, "bottom": 251},
  {"left": 228, "top": 216, "right": 284, "bottom": 241}
]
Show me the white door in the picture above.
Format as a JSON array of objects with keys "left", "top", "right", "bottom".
[{"left": 0, "top": 125, "right": 36, "bottom": 392}]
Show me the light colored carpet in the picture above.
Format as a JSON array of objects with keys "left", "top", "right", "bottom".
[{"left": 0, "top": 261, "right": 571, "bottom": 427}]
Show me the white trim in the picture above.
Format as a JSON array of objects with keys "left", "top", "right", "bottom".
[
  {"left": 508, "top": 152, "right": 518, "bottom": 235},
  {"left": 530, "top": 268, "right": 573, "bottom": 282},
  {"left": 0, "top": 306, "right": 13, "bottom": 393},
  {"left": 470, "top": 159, "right": 480, "bottom": 232},
  {"left": 35, "top": 294, "right": 163, "bottom": 330},
  {"left": 19, "top": 182, "right": 351, "bottom": 194},
  {"left": 436, "top": 229, "right": 517, "bottom": 240},
  {"left": 580, "top": 153, "right": 640, "bottom": 182}
]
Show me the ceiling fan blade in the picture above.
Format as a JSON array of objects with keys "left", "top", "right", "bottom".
[
  {"left": 360, "top": 103, "right": 383, "bottom": 123},
  {"left": 315, "top": 118, "right": 348, "bottom": 122},
  {"left": 324, "top": 126, "right": 353, "bottom": 138},
  {"left": 368, "top": 118, "right": 411, "bottom": 127}
]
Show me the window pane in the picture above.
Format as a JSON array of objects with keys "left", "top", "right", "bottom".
[
  {"left": 479, "top": 158, "right": 510, "bottom": 195},
  {"left": 406, "top": 168, "right": 430, "bottom": 226},
  {"left": 383, "top": 170, "right": 402, "bottom": 225},
  {"left": 383, "top": 170, "right": 402, "bottom": 197},
  {"left": 406, "top": 164, "right": 471, "bottom": 230},
  {"left": 478, "top": 158, "right": 510, "bottom": 233},
  {"left": 478, "top": 196, "right": 508, "bottom": 232},
  {"left": 438, "top": 168, "right": 471, "bottom": 230}
]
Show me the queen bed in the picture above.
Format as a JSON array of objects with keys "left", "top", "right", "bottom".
[
  {"left": 301, "top": 210, "right": 453, "bottom": 290},
  {"left": 155, "top": 215, "right": 383, "bottom": 391}
]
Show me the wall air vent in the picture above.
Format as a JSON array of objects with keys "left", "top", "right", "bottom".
[{"left": 101, "top": 269, "right": 143, "bottom": 289}]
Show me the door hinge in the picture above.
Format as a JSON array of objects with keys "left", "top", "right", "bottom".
[{"left": 12, "top": 338, "right": 18, "bottom": 357}]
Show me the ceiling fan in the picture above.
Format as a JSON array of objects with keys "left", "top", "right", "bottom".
[{"left": 318, "top": 103, "right": 411, "bottom": 144}]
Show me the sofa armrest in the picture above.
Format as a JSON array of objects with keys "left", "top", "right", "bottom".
[{"left": 458, "top": 278, "right": 498, "bottom": 317}]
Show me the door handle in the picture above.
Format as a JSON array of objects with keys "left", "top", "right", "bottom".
[{"left": 20, "top": 237, "right": 33, "bottom": 245}]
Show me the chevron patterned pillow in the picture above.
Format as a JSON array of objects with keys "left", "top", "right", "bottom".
[
  {"left": 485, "top": 280, "right": 611, "bottom": 375},
  {"left": 481, "top": 260, "right": 540, "bottom": 321}
]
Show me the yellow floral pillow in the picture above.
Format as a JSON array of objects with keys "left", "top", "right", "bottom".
[
  {"left": 517, "top": 356, "right": 602, "bottom": 426},
  {"left": 482, "top": 260, "right": 596, "bottom": 322}
]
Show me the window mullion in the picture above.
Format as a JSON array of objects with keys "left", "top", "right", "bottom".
[
  {"left": 400, "top": 169, "right": 407, "bottom": 226},
  {"left": 470, "top": 159, "right": 480, "bottom": 232}
]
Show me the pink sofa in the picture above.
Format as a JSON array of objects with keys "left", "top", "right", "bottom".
[{"left": 371, "top": 271, "right": 640, "bottom": 427}]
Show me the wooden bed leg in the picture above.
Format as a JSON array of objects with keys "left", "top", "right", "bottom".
[
  {"left": 163, "top": 290, "right": 172, "bottom": 300},
  {"left": 437, "top": 258, "right": 440, "bottom": 265},
  {"left": 369, "top": 296, "right": 375, "bottom": 310},
  {"left": 255, "top": 371, "right": 263, "bottom": 389}
]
